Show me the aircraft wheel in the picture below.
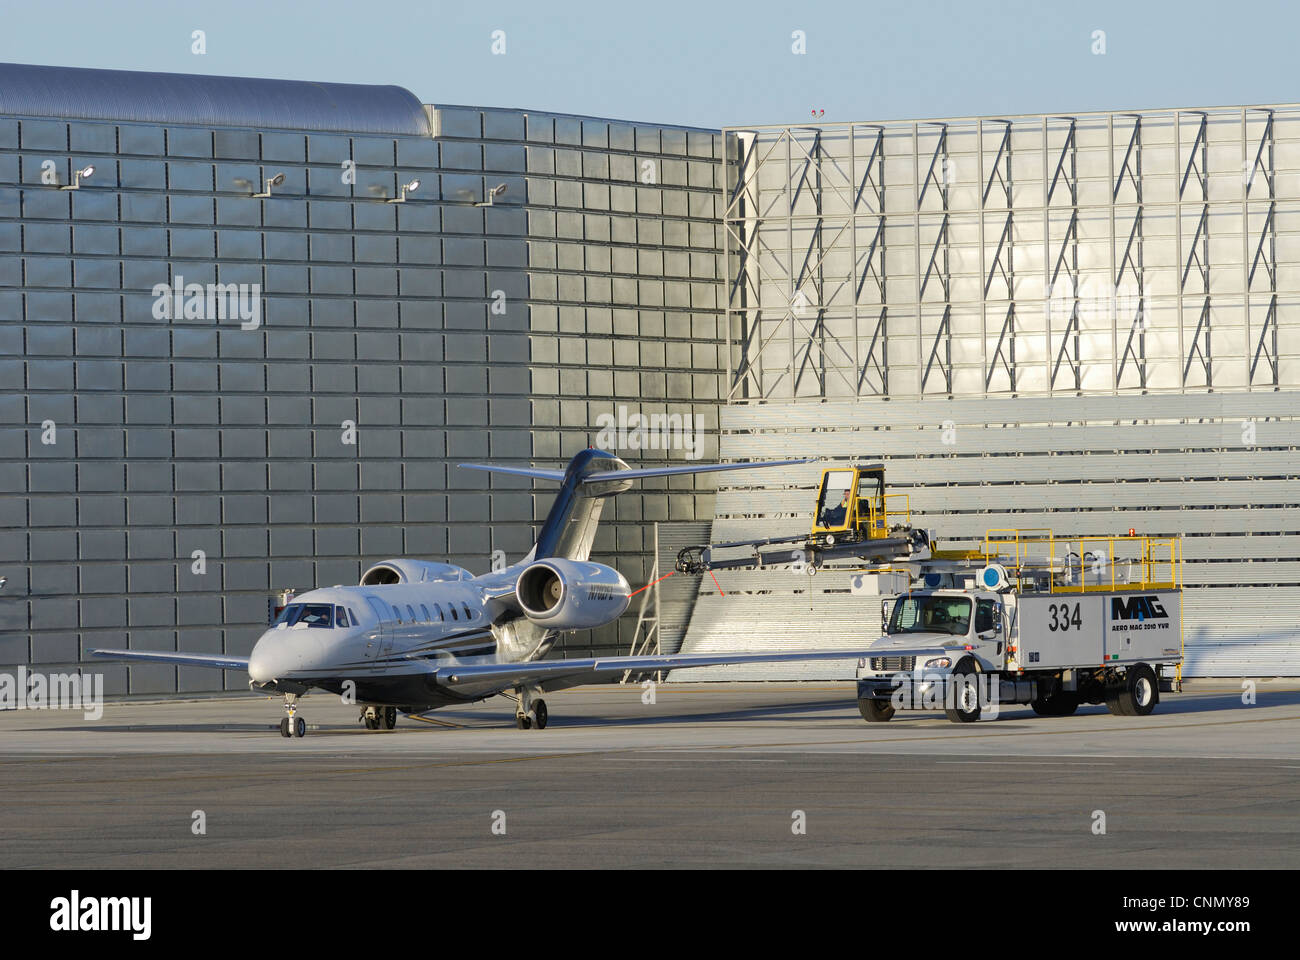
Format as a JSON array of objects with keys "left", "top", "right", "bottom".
[
  {"left": 363, "top": 713, "right": 379, "bottom": 730},
  {"left": 279, "top": 718, "right": 291, "bottom": 738},
  {"left": 534, "top": 700, "right": 548, "bottom": 730},
  {"left": 516, "top": 714, "right": 532, "bottom": 730},
  {"left": 382, "top": 706, "right": 397, "bottom": 730},
  {"left": 293, "top": 716, "right": 307, "bottom": 738}
]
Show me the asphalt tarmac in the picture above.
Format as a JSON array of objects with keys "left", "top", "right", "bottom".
[{"left": 2, "top": 681, "right": 1297, "bottom": 867}]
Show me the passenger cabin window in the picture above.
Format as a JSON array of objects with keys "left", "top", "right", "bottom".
[
  {"left": 407, "top": 604, "right": 417, "bottom": 622},
  {"left": 434, "top": 604, "right": 444, "bottom": 621},
  {"left": 462, "top": 603, "right": 474, "bottom": 620},
  {"left": 420, "top": 604, "right": 430, "bottom": 622},
  {"left": 450, "top": 606, "right": 458, "bottom": 621}
]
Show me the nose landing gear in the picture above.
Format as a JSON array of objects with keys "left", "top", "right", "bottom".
[{"left": 279, "top": 694, "right": 307, "bottom": 738}]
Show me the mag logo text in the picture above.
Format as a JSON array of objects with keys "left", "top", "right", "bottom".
[{"left": 1110, "top": 595, "right": 1171, "bottom": 632}]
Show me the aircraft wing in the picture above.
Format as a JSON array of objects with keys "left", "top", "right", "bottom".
[
  {"left": 90, "top": 648, "right": 251, "bottom": 671},
  {"left": 433, "top": 648, "right": 926, "bottom": 696}
]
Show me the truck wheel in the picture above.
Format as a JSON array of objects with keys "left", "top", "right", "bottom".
[
  {"left": 1104, "top": 679, "right": 1131, "bottom": 715},
  {"left": 944, "top": 659, "right": 982, "bottom": 724},
  {"left": 1116, "top": 664, "right": 1158, "bottom": 717},
  {"left": 858, "top": 698, "right": 895, "bottom": 723}
]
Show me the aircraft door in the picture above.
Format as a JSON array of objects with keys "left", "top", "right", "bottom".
[{"left": 364, "top": 596, "right": 394, "bottom": 660}]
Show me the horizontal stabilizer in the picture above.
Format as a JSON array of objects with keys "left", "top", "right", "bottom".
[
  {"left": 456, "top": 464, "right": 567, "bottom": 482},
  {"left": 457, "top": 458, "right": 813, "bottom": 485},
  {"left": 582, "top": 458, "right": 811, "bottom": 482}
]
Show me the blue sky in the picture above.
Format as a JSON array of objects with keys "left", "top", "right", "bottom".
[{"left": 2, "top": 0, "right": 1294, "bottom": 129}]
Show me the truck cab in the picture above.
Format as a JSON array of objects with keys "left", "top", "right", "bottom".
[
  {"left": 860, "top": 589, "right": 1006, "bottom": 671},
  {"left": 855, "top": 589, "right": 1008, "bottom": 722}
]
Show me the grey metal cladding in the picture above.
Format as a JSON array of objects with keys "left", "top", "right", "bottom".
[{"left": 5, "top": 70, "right": 730, "bottom": 690}]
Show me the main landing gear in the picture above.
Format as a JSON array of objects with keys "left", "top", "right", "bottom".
[
  {"left": 279, "top": 694, "right": 307, "bottom": 738},
  {"left": 360, "top": 705, "right": 398, "bottom": 730},
  {"left": 514, "top": 685, "right": 548, "bottom": 730}
]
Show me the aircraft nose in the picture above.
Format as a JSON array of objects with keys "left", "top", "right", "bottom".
[{"left": 248, "top": 633, "right": 282, "bottom": 683}]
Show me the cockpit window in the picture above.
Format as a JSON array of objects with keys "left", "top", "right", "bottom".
[
  {"left": 336, "top": 606, "right": 349, "bottom": 628},
  {"left": 295, "top": 604, "right": 334, "bottom": 628},
  {"left": 275, "top": 603, "right": 334, "bottom": 628}
]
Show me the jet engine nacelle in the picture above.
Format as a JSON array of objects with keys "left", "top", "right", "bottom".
[
  {"left": 360, "top": 559, "right": 475, "bottom": 586},
  {"left": 515, "top": 558, "right": 631, "bottom": 630}
]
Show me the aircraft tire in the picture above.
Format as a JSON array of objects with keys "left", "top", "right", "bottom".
[
  {"left": 516, "top": 714, "right": 531, "bottom": 730},
  {"left": 534, "top": 700, "right": 548, "bottom": 729},
  {"left": 294, "top": 716, "right": 307, "bottom": 738},
  {"left": 279, "top": 718, "right": 291, "bottom": 737},
  {"left": 382, "top": 706, "right": 397, "bottom": 730}
]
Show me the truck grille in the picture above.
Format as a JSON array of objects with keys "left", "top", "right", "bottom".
[{"left": 870, "top": 656, "right": 915, "bottom": 672}]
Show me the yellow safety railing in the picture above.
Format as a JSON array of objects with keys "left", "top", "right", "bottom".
[
  {"left": 863, "top": 493, "right": 911, "bottom": 537},
  {"left": 980, "top": 528, "right": 1182, "bottom": 594}
]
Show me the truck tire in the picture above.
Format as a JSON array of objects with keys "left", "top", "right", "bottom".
[
  {"left": 1111, "top": 663, "right": 1158, "bottom": 717},
  {"left": 944, "top": 658, "right": 982, "bottom": 724},
  {"left": 858, "top": 698, "right": 895, "bottom": 723},
  {"left": 1105, "top": 684, "right": 1130, "bottom": 715}
]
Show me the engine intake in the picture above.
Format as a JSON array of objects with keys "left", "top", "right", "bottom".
[
  {"left": 515, "top": 559, "right": 631, "bottom": 630},
  {"left": 360, "top": 559, "right": 474, "bottom": 586}
]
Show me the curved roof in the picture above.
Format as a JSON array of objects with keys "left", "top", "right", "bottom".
[{"left": 0, "top": 61, "right": 430, "bottom": 136}]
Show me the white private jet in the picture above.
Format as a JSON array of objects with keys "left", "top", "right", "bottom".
[{"left": 94, "top": 449, "right": 868, "bottom": 737}]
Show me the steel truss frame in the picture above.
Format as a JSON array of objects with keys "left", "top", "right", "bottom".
[{"left": 724, "top": 104, "right": 1299, "bottom": 402}]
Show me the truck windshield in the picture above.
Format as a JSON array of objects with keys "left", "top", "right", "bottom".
[{"left": 888, "top": 596, "right": 972, "bottom": 636}]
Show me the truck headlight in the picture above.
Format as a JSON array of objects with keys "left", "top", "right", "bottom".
[{"left": 923, "top": 657, "right": 951, "bottom": 669}]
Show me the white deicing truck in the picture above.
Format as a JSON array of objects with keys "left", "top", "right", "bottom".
[{"left": 854, "top": 529, "right": 1183, "bottom": 723}]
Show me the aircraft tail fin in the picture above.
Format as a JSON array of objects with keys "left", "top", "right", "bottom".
[{"left": 458, "top": 450, "right": 810, "bottom": 562}]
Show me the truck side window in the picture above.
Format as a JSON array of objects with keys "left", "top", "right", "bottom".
[{"left": 976, "top": 599, "right": 995, "bottom": 633}]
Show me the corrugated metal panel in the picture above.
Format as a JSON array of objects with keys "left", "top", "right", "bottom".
[
  {"left": 721, "top": 390, "right": 1300, "bottom": 427},
  {"left": 726, "top": 423, "right": 1300, "bottom": 458},
  {"left": 717, "top": 480, "right": 1300, "bottom": 515},
  {"left": 0, "top": 61, "right": 430, "bottom": 135}
]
